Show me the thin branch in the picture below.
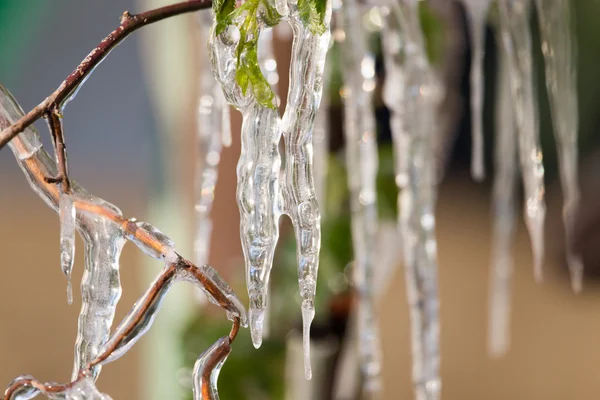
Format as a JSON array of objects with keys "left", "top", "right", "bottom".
[
  {"left": 45, "top": 109, "right": 71, "bottom": 193},
  {"left": 0, "top": 0, "right": 213, "bottom": 150}
]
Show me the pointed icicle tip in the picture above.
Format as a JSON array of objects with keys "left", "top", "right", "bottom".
[
  {"left": 67, "top": 279, "right": 73, "bottom": 305},
  {"left": 249, "top": 307, "right": 265, "bottom": 349},
  {"left": 301, "top": 299, "right": 315, "bottom": 380}
]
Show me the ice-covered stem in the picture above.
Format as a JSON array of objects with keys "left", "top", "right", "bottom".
[
  {"left": 0, "top": 0, "right": 213, "bottom": 150},
  {"left": 396, "top": 1, "right": 443, "bottom": 399},
  {"left": 497, "top": 0, "right": 546, "bottom": 282},
  {"left": 192, "top": 336, "right": 232, "bottom": 400},
  {"left": 534, "top": 0, "right": 583, "bottom": 291},
  {"left": 338, "top": 0, "right": 380, "bottom": 393},
  {"left": 488, "top": 44, "right": 517, "bottom": 357},
  {"left": 4, "top": 262, "right": 241, "bottom": 400},
  {"left": 1, "top": 85, "right": 246, "bottom": 382}
]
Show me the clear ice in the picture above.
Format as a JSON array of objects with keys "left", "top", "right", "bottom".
[
  {"left": 339, "top": 0, "right": 381, "bottom": 393},
  {"left": 395, "top": 1, "right": 443, "bottom": 399},
  {"left": 209, "top": 0, "right": 331, "bottom": 377},
  {"left": 60, "top": 190, "right": 76, "bottom": 305},
  {"left": 535, "top": 0, "right": 583, "bottom": 291},
  {"left": 194, "top": 10, "right": 231, "bottom": 268},
  {"left": 192, "top": 336, "right": 231, "bottom": 400},
  {"left": 209, "top": 16, "right": 283, "bottom": 350},
  {"left": 461, "top": 0, "right": 492, "bottom": 181},
  {"left": 488, "top": 44, "right": 518, "bottom": 357},
  {"left": 1, "top": 85, "right": 127, "bottom": 380},
  {"left": 498, "top": 0, "right": 546, "bottom": 282},
  {"left": 281, "top": 11, "right": 331, "bottom": 380},
  {"left": 124, "top": 219, "right": 178, "bottom": 264},
  {"left": 5, "top": 375, "right": 112, "bottom": 400}
]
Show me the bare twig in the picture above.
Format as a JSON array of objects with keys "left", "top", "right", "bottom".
[
  {"left": 45, "top": 109, "right": 71, "bottom": 193},
  {"left": 0, "top": 0, "right": 212, "bottom": 149}
]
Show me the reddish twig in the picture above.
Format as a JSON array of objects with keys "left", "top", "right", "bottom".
[
  {"left": 44, "top": 109, "right": 71, "bottom": 193},
  {"left": 0, "top": 0, "right": 212, "bottom": 150}
]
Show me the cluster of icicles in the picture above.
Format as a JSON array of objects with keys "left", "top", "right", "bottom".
[
  {"left": 0, "top": 0, "right": 579, "bottom": 397},
  {"left": 0, "top": 85, "right": 248, "bottom": 397},
  {"left": 192, "top": 0, "right": 580, "bottom": 399}
]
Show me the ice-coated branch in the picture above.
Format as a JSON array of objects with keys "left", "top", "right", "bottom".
[
  {"left": 1, "top": 85, "right": 245, "bottom": 398},
  {"left": 0, "top": 0, "right": 213, "bottom": 150}
]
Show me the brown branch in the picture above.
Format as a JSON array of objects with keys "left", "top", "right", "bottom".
[
  {"left": 45, "top": 109, "right": 71, "bottom": 193},
  {"left": 0, "top": 0, "right": 212, "bottom": 150}
]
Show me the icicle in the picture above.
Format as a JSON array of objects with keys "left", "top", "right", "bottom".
[
  {"left": 60, "top": 190, "right": 76, "bottom": 305},
  {"left": 209, "top": 12, "right": 284, "bottom": 350},
  {"left": 339, "top": 0, "right": 381, "bottom": 393},
  {"left": 535, "top": 0, "right": 582, "bottom": 292},
  {"left": 312, "top": 41, "right": 332, "bottom": 208},
  {"left": 381, "top": 2, "right": 408, "bottom": 230},
  {"left": 281, "top": 9, "right": 331, "bottom": 380},
  {"left": 396, "top": 2, "right": 443, "bottom": 399},
  {"left": 488, "top": 44, "right": 518, "bottom": 357},
  {"left": 194, "top": 10, "right": 231, "bottom": 268},
  {"left": 192, "top": 336, "right": 231, "bottom": 400},
  {"left": 497, "top": 0, "right": 546, "bottom": 282},
  {"left": 461, "top": 0, "right": 492, "bottom": 181},
  {"left": 0, "top": 86, "right": 127, "bottom": 381}
]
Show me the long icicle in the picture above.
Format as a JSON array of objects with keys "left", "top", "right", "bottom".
[
  {"left": 497, "top": 0, "right": 546, "bottom": 282},
  {"left": 461, "top": 0, "right": 492, "bottom": 181},
  {"left": 209, "top": 15, "right": 283, "bottom": 350},
  {"left": 339, "top": 0, "right": 381, "bottom": 393},
  {"left": 488, "top": 42, "right": 518, "bottom": 357},
  {"left": 397, "top": 1, "right": 443, "bottom": 398},
  {"left": 281, "top": 3, "right": 332, "bottom": 379},
  {"left": 534, "top": 0, "right": 583, "bottom": 292},
  {"left": 194, "top": 10, "right": 231, "bottom": 268}
]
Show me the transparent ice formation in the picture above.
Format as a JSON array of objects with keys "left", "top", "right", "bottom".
[
  {"left": 124, "top": 219, "right": 178, "bottom": 264},
  {"left": 194, "top": 10, "right": 231, "bottom": 268},
  {"left": 497, "top": 0, "right": 546, "bottom": 282},
  {"left": 395, "top": 1, "right": 443, "bottom": 399},
  {"left": 0, "top": 85, "right": 127, "bottom": 380},
  {"left": 192, "top": 336, "right": 231, "bottom": 400},
  {"left": 488, "top": 44, "right": 518, "bottom": 357},
  {"left": 461, "top": 0, "right": 492, "bottom": 181},
  {"left": 5, "top": 375, "right": 112, "bottom": 400},
  {"left": 535, "top": 0, "right": 583, "bottom": 291},
  {"left": 339, "top": 0, "right": 381, "bottom": 393},
  {"left": 209, "top": 19, "right": 283, "bottom": 350},
  {"left": 209, "top": 0, "right": 331, "bottom": 378},
  {"left": 60, "top": 190, "right": 76, "bottom": 305}
]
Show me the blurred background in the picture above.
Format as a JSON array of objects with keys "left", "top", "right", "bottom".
[{"left": 2, "top": 0, "right": 600, "bottom": 399}]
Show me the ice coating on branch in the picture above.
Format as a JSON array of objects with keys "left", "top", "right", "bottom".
[
  {"left": 195, "top": 264, "right": 249, "bottom": 326},
  {"left": 535, "top": 0, "right": 582, "bottom": 292},
  {"left": 209, "top": 8, "right": 283, "bottom": 350},
  {"left": 382, "top": 4, "right": 408, "bottom": 193},
  {"left": 281, "top": 11, "right": 331, "bottom": 379},
  {"left": 194, "top": 10, "right": 231, "bottom": 268},
  {"left": 5, "top": 376, "right": 112, "bottom": 400},
  {"left": 192, "top": 336, "right": 231, "bottom": 400},
  {"left": 0, "top": 85, "right": 127, "bottom": 381},
  {"left": 60, "top": 190, "right": 76, "bottom": 305},
  {"left": 339, "top": 0, "right": 381, "bottom": 392},
  {"left": 461, "top": 0, "right": 492, "bottom": 181},
  {"left": 51, "top": 377, "right": 112, "bottom": 400},
  {"left": 395, "top": 2, "right": 442, "bottom": 399},
  {"left": 124, "top": 219, "right": 178, "bottom": 264},
  {"left": 488, "top": 46, "right": 518, "bottom": 357},
  {"left": 498, "top": 0, "right": 546, "bottom": 282}
]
